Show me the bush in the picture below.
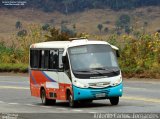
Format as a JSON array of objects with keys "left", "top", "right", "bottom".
[
  {"left": 118, "top": 33, "right": 160, "bottom": 78},
  {"left": 61, "top": 24, "right": 76, "bottom": 36},
  {"left": 15, "top": 21, "right": 22, "bottom": 29},
  {"left": 42, "top": 23, "right": 50, "bottom": 31},
  {"left": 17, "top": 29, "right": 27, "bottom": 37},
  {"left": 104, "top": 27, "right": 109, "bottom": 33},
  {"left": 97, "top": 24, "right": 103, "bottom": 32}
]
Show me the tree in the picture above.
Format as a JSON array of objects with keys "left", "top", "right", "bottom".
[
  {"left": 125, "top": 26, "right": 131, "bottom": 34},
  {"left": 42, "top": 23, "right": 50, "bottom": 31},
  {"left": 17, "top": 29, "right": 27, "bottom": 37},
  {"left": 3, "top": 0, "right": 160, "bottom": 14},
  {"left": 117, "top": 14, "right": 130, "bottom": 29},
  {"left": 61, "top": 24, "right": 76, "bottom": 36},
  {"left": 115, "top": 14, "right": 131, "bottom": 33},
  {"left": 45, "top": 27, "right": 76, "bottom": 41},
  {"left": 104, "top": 27, "right": 109, "bottom": 33},
  {"left": 97, "top": 24, "right": 103, "bottom": 32},
  {"left": 73, "top": 24, "right": 76, "bottom": 30},
  {"left": 15, "top": 21, "right": 22, "bottom": 29},
  {"left": 62, "top": 0, "right": 75, "bottom": 15}
]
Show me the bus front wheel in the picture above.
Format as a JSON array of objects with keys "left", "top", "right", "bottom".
[
  {"left": 68, "top": 94, "right": 77, "bottom": 107},
  {"left": 109, "top": 97, "right": 119, "bottom": 105}
]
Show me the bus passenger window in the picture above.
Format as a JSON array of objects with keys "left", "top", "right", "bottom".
[
  {"left": 44, "top": 50, "right": 49, "bottom": 69},
  {"left": 30, "top": 50, "right": 34, "bottom": 68},
  {"left": 30, "top": 50, "right": 39, "bottom": 68},
  {"left": 59, "top": 52, "right": 63, "bottom": 69},
  {"left": 41, "top": 50, "right": 45, "bottom": 68},
  {"left": 40, "top": 50, "right": 50, "bottom": 69},
  {"left": 49, "top": 50, "right": 59, "bottom": 69},
  {"left": 64, "top": 54, "right": 69, "bottom": 70}
]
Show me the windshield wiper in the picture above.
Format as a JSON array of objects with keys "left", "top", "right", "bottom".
[
  {"left": 91, "top": 67, "right": 120, "bottom": 74},
  {"left": 104, "top": 67, "right": 120, "bottom": 74},
  {"left": 73, "top": 70, "right": 90, "bottom": 72},
  {"left": 73, "top": 69, "right": 105, "bottom": 76}
]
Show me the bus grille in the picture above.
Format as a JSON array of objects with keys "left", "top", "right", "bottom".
[{"left": 90, "top": 89, "right": 110, "bottom": 97}]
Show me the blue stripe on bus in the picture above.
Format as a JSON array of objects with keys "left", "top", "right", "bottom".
[
  {"left": 41, "top": 71, "right": 56, "bottom": 82},
  {"left": 30, "top": 70, "right": 37, "bottom": 85}
]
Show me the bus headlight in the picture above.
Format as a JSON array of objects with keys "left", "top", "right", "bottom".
[
  {"left": 74, "top": 80, "right": 88, "bottom": 88},
  {"left": 112, "top": 78, "right": 122, "bottom": 86}
]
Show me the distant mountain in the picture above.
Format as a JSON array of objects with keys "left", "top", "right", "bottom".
[{"left": 0, "top": 0, "right": 160, "bottom": 13}]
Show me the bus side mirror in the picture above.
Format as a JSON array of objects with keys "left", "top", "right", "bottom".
[
  {"left": 62, "top": 56, "right": 66, "bottom": 64},
  {"left": 116, "top": 50, "right": 120, "bottom": 57}
]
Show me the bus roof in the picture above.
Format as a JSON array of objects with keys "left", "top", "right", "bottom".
[{"left": 30, "top": 39, "right": 118, "bottom": 50}]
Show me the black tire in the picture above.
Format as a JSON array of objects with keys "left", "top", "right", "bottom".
[
  {"left": 109, "top": 97, "right": 119, "bottom": 105},
  {"left": 68, "top": 94, "right": 77, "bottom": 107},
  {"left": 41, "top": 89, "right": 56, "bottom": 105}
]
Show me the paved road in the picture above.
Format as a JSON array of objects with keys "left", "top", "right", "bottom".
[{"left": 0, "top": 75, "right": 160, "bottom": 118}]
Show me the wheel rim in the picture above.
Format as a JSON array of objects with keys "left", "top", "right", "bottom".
[
  {"left": 41, "top": 90, "right": 46, "bottom": 104},
  {"left": 69, "top": 95, "right": 73, "bottom": 107}
]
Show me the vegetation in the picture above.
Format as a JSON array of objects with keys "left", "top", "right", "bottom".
[
  {"left": 42, "top": 23, "right": 50, "bottom": 31},
  {"left": 107, "top": 33, "right": 160, "bottom": 78},
  {"left": 15, "top": 21, "right": 22, "bottom": 29},
  {"left": 1, "top": 0, "right": 160, "bottom": 13},
  {"left": 115, "top": 14, "right": 131, "bottom": 34},
  {"left": 0, "top": 63, "right": 28, "bottom": 73},
  {"left": 97, "top": 24, "right": 103, "bottom": 32},
  {"left": 0, "top": 23, "right": 160, "bottom": 78},
  {"left": 17, "top": 29, "right": 27, "bottom": 37},
  {"left": 104, "top": 27, "right": 109, "bottom": 33},
  {"left": 45, "top": 27, "right": 70, "bottom": 41},
  {"left": 61, "top": 24, "right": 76, "bottom": 37}
]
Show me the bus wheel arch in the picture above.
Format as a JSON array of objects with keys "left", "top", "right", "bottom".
[
  {"left": 66, "top": 89, "right": 71, "bottom": 100},
  {"left": 40, "top": 87, "right": 45, "bottom": 98}
]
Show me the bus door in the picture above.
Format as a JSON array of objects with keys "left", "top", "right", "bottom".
[
  {"left": 48, "top": 49, "right": 66, "bottom": 100},
  {"left": 44, "top": 49, "right": 60, "bottom": 99}
]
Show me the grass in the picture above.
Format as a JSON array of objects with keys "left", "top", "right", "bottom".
[{"left": 0, "top": 63, "right": 28, "bottom": 73}]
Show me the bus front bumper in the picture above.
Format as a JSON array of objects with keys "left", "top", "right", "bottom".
[{"left": 73, "top": 83, "right": 123, "bottom": 100}]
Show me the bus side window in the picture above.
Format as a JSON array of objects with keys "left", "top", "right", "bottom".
[
  {"left": 41, "top": 50, "right": 45, "bottom": 68},
  {"left": 30, "top": 50, "right": 39, "bottom": 68},
  {"left": 30, "top": 50, "right": 34, "bottom": 68},
  {"left": 44, "top": 50, "right": 49, "bottom": 69},
  {"left": 63, "top": 54, "right": 71, "bottom": 79},
  {"left": 49, "top": 50, "right": 59, "bottom": 69},
  {"left": 64, "top": 54, "right": 70, "bottom": 70},
  {"left": 59, "top": 52, "right": 63, "bottom": 69},
  {"left": 41, "top": 50, "right": 50, "bottom": 69}
]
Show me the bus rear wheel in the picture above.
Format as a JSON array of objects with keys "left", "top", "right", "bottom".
[
  {"left": 41, "top": 89, "right": 56, "bottom": 105},
  {"left": 109, "top": 97, "right": 119, "bottom": 105}
]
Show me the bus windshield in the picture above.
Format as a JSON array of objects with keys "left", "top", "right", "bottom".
[{"left": 68, "top": 44, "right": 119, "bottom": 75}]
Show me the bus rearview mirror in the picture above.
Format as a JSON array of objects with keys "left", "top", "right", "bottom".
[
  {"left": 116, "top": 50, "right": 120, "bottom": 57},
  {"left": 62, "top": 56, "right": 66, "bottom": 63}
]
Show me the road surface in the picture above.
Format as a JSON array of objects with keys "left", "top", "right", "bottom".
[{"left": 0, "top": 75, "right": 160, "bottom": 118}]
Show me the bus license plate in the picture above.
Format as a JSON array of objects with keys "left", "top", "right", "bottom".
[{"left": 96, "top": 93, "right": 106, "bottom": 98}]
